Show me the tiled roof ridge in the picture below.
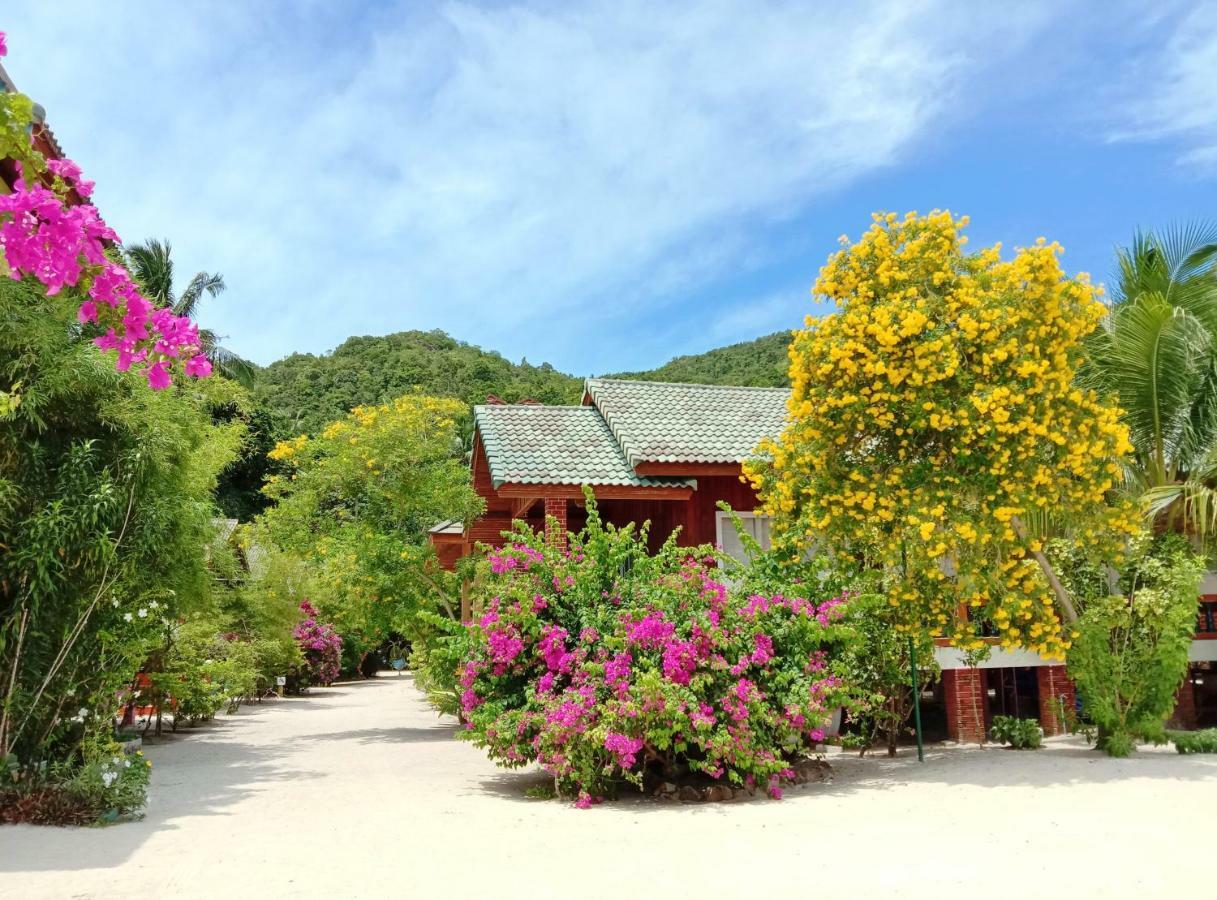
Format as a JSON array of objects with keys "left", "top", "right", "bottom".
[
  {"left": 582, "top": 380, "right": 636, "bottom": 466},
  {"left": 585, "top": 377, "right": 787, "bottom": 393},
  {"left": 583, "top": 377, "right": 789, "bottom": 468}
]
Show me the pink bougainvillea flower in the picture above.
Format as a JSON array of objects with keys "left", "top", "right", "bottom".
[
  {"left": 145, "top": 360, "right": 172, "bottom": 390},
  {"left": 184, "top": 354, "right": 212, "bottom": 378},
  {"left": 0, "top": 38, "right": 211, "bottom": 390}
]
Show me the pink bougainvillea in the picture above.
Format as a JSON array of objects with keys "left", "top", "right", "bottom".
[
  {"left": 0, "top": 30, "right": 211, "bottom": 389},
  {"left": 293, "top": 601, "right": 342, "bottom": 686},
  {"left": 457, "top": 516, "right": 852, "bottom": 806}
]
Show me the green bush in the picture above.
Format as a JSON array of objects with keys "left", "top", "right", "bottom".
[
  {"left": 0, "top": 273, "right": 241, "bottom": 802},
  {"left": 1170, "top": 728, "right": 1217, "bottom": 754},
  {"left": 990, "top": 715, "right": 1043, "bottom": 749},
  {"left": 0, "top": 736, "right": 151, "bottom": 826},
  {"left": 410, "top": 611, "right": 466, "bottom": 717},
  {"left": 1060, "top": 535, "right": 1204, "bottom": 757}
]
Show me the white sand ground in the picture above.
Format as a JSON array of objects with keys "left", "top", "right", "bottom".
[{"left": 1, "top": 673, "right": 1214, "bottom": 900}]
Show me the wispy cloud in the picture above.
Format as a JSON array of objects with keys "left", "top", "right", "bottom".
[
  {"left": 1111, "top": 4, "right": 1217, "bottom": 169},
  {"left": 5, "top": 1, "right": 1057, "bottom": 372}
]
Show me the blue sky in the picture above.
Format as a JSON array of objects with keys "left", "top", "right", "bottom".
[{"left": 4, "top": 2, "right": 1216, "bottom": 374}]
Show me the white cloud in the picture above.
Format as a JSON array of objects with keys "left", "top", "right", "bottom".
[
  {"left": 3, "top": 1, "right": 1056, "bottom": 372},
  {"left": 1111, "top": 5, "right": 1217, "bottom": 169}
]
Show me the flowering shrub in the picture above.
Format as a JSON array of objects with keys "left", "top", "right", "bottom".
[
  {"left": 456, "top": 502, "right": 853, "bottom": 804},
  {"left": 0, "top": 737, "right": 151, "bottom": 826},
  {"left": 294, "top": 601, "right": 342, "bottom": 686},
  {"left": 0, "top": 31, "right": 210, "bottom": 389}
]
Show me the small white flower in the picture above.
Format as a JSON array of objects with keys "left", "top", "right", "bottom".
[
  {"left": 149, "top": 600, "right": 159, "bottom": 610},
  {"left": 123, "top": 612, "right": 133, "bottom": 622},
  {"left": 111, "top": 599, "right": 120, "bottom": 608},
  {"left": 101, "top": 770, "right": 117, "bottom": 788},
  {"left": 137, "top": 608, "right": 147, "bottom": 618},
  {"left": 78, "top": 707, "right": 88, "bottom": 718}
]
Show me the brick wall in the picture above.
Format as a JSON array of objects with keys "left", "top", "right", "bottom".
[
  {"left": 543, "top": 498, "right": 568, "bottom": 551},
  {"left": 1036, "top": 665, "right": 1077, "bottom": 736},
  {"left": 943, "top": 668, "right": 987, "bottom": 743},
  {"left": 1169, "top": 669, "right": 1198, "bottom": 731}
]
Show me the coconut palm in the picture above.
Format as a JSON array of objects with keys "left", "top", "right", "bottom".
[
  {"left": 124, "top": 238, "right": 256, "bottom": 387},
  {"left": 1084, "top": 223, "right": 1217, "bottom": 538}
]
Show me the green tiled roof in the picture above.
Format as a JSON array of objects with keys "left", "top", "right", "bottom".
[
  {"left": 473, "top": 404, "right": 694, "bottom": 489},
  {"left": 584, "top": 379, "right": 789, "bottom": 466}
]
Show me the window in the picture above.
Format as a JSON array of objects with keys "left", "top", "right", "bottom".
[{"left": 715, "top": 511, "right": 771, "bottom": 564}]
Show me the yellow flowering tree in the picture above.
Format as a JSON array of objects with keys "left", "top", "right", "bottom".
[
  {"left": 745, "top": 212, "right": 1140, "bottom": 659},
  {"left": 256, "top": 394, "right": 484, "bottom": 668}
]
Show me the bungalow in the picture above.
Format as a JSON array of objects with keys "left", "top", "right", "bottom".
[
  {"left": 432, "top": 378, "right": 785, "bottom": 561},
  {"left": 434, "top": 377, "right": 1215, "bottom": 741}
]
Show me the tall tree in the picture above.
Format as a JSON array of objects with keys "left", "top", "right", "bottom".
[
  {"left": 124, "top": 238, "right": 256, "bottom": 387},
  {"left": 1084, "top": 223, "right": 1217, "bottom": 538},
  {"left": 745, "top": 211, "right": 1139, "bottom": 658}
]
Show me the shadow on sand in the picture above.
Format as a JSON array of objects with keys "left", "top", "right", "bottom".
[{"left": 467, "top": 735, "right": 1217, "bottom": 812}]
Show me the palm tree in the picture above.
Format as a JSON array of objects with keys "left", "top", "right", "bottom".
[
  {"left": 124, "top": 238, "right": 256, "bottom": 387},
  {"left": 1084, "top": 223, "right": 1217, "bottom": 538}
]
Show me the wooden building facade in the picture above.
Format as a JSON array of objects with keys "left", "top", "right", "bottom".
[{"left": 430, "top": 378, "right": 788, "bottom": 562}]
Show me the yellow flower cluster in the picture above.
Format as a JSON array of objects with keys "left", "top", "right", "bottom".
[
  {"left": 268, "top": 434, "right": 309, "bottom": 462},
  {"left": 746, "top": 211, "right": 1139, "bottom": 660}
]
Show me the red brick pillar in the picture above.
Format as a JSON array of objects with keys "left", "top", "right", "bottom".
[
  {"left": 1170, "top": 670, "right": 1198, "bottom": 731},
  {"left": 943, "top": 668, "right": 987, "bottom": 743},
  {"left": 543, "top": 498, "right": 568, "bottom": 551},
  {"left": 1036, "top": 665, "right": 1077, "bottom": 736}
]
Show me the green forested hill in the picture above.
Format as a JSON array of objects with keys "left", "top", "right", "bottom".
[
  {"left": 255, "top": 330, "right": 582, "bottom": 436},
  {"left": 254, "top": 328, "right": 793, "bottom": 437},
  {"left": 612, "top": 331, "right": 791, "bottom": 387}
]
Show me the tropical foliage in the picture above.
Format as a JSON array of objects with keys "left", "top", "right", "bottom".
[
  {"left": 745, "top": 211, "right": 1140, "bottom": 660},
  {"left": 1171, "top": 728, "right": 1217, "bottom": 753},
  {"left": 1053, "top": 534, "right": 1203, "bottom": 756},
  {"left": 253, "top": 394, "right": 483, "bottom": 670},
  {"left": 612, "top": 331, "right": 791, "bottom": 387},
  {"left": 1084, "top": 224, "right": 1217, "bottom": 538},
  {"left": 989, "top": 715, "right": 1043, "bottom": 749},
  {"left": 0, "top": 273, "right": 241, "bottom": 804},
  {"left": 124, "top": 238, "right": 256, "bottom": 387},
  {"left": 255, "top": 330, "right": 582, "bottom": 437},
  {"left": 456, "top": 502, "right": 853, "bottom": 806}
]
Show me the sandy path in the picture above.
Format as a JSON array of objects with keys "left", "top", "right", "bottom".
[{"left": 2, "top": 672, "right": 1214, "bottom": 899}]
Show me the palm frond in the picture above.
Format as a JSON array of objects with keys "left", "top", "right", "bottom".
[
  {"left": 123, "top": 238, "right": 175, "bottom": 307},
  {"left": 1088, "top": 291, "right": 1212, "bottom": 478},
  {"left": 1142, "top": 480, "right": 1217, "bottom": 541},
  {"left": 175, "top": 271, "right": 226, "bottom": 320},
  {"left": 197, "top": 332, "right": 256, "bottom": 388}
]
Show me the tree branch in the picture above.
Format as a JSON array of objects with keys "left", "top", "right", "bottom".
[{"left": 1011, "top": 516, "right": 1079, "bottom": 624}]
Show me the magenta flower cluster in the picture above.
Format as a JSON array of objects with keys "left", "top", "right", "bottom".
[
  {"left": 457, "top": 530, "right": 851, "bottom": 806},
  {"left": 0, "top": 32, "right": 211, "bottom": 389},
  {"left": 293, "top": 600, "right": 343, "bottom": 686}
]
